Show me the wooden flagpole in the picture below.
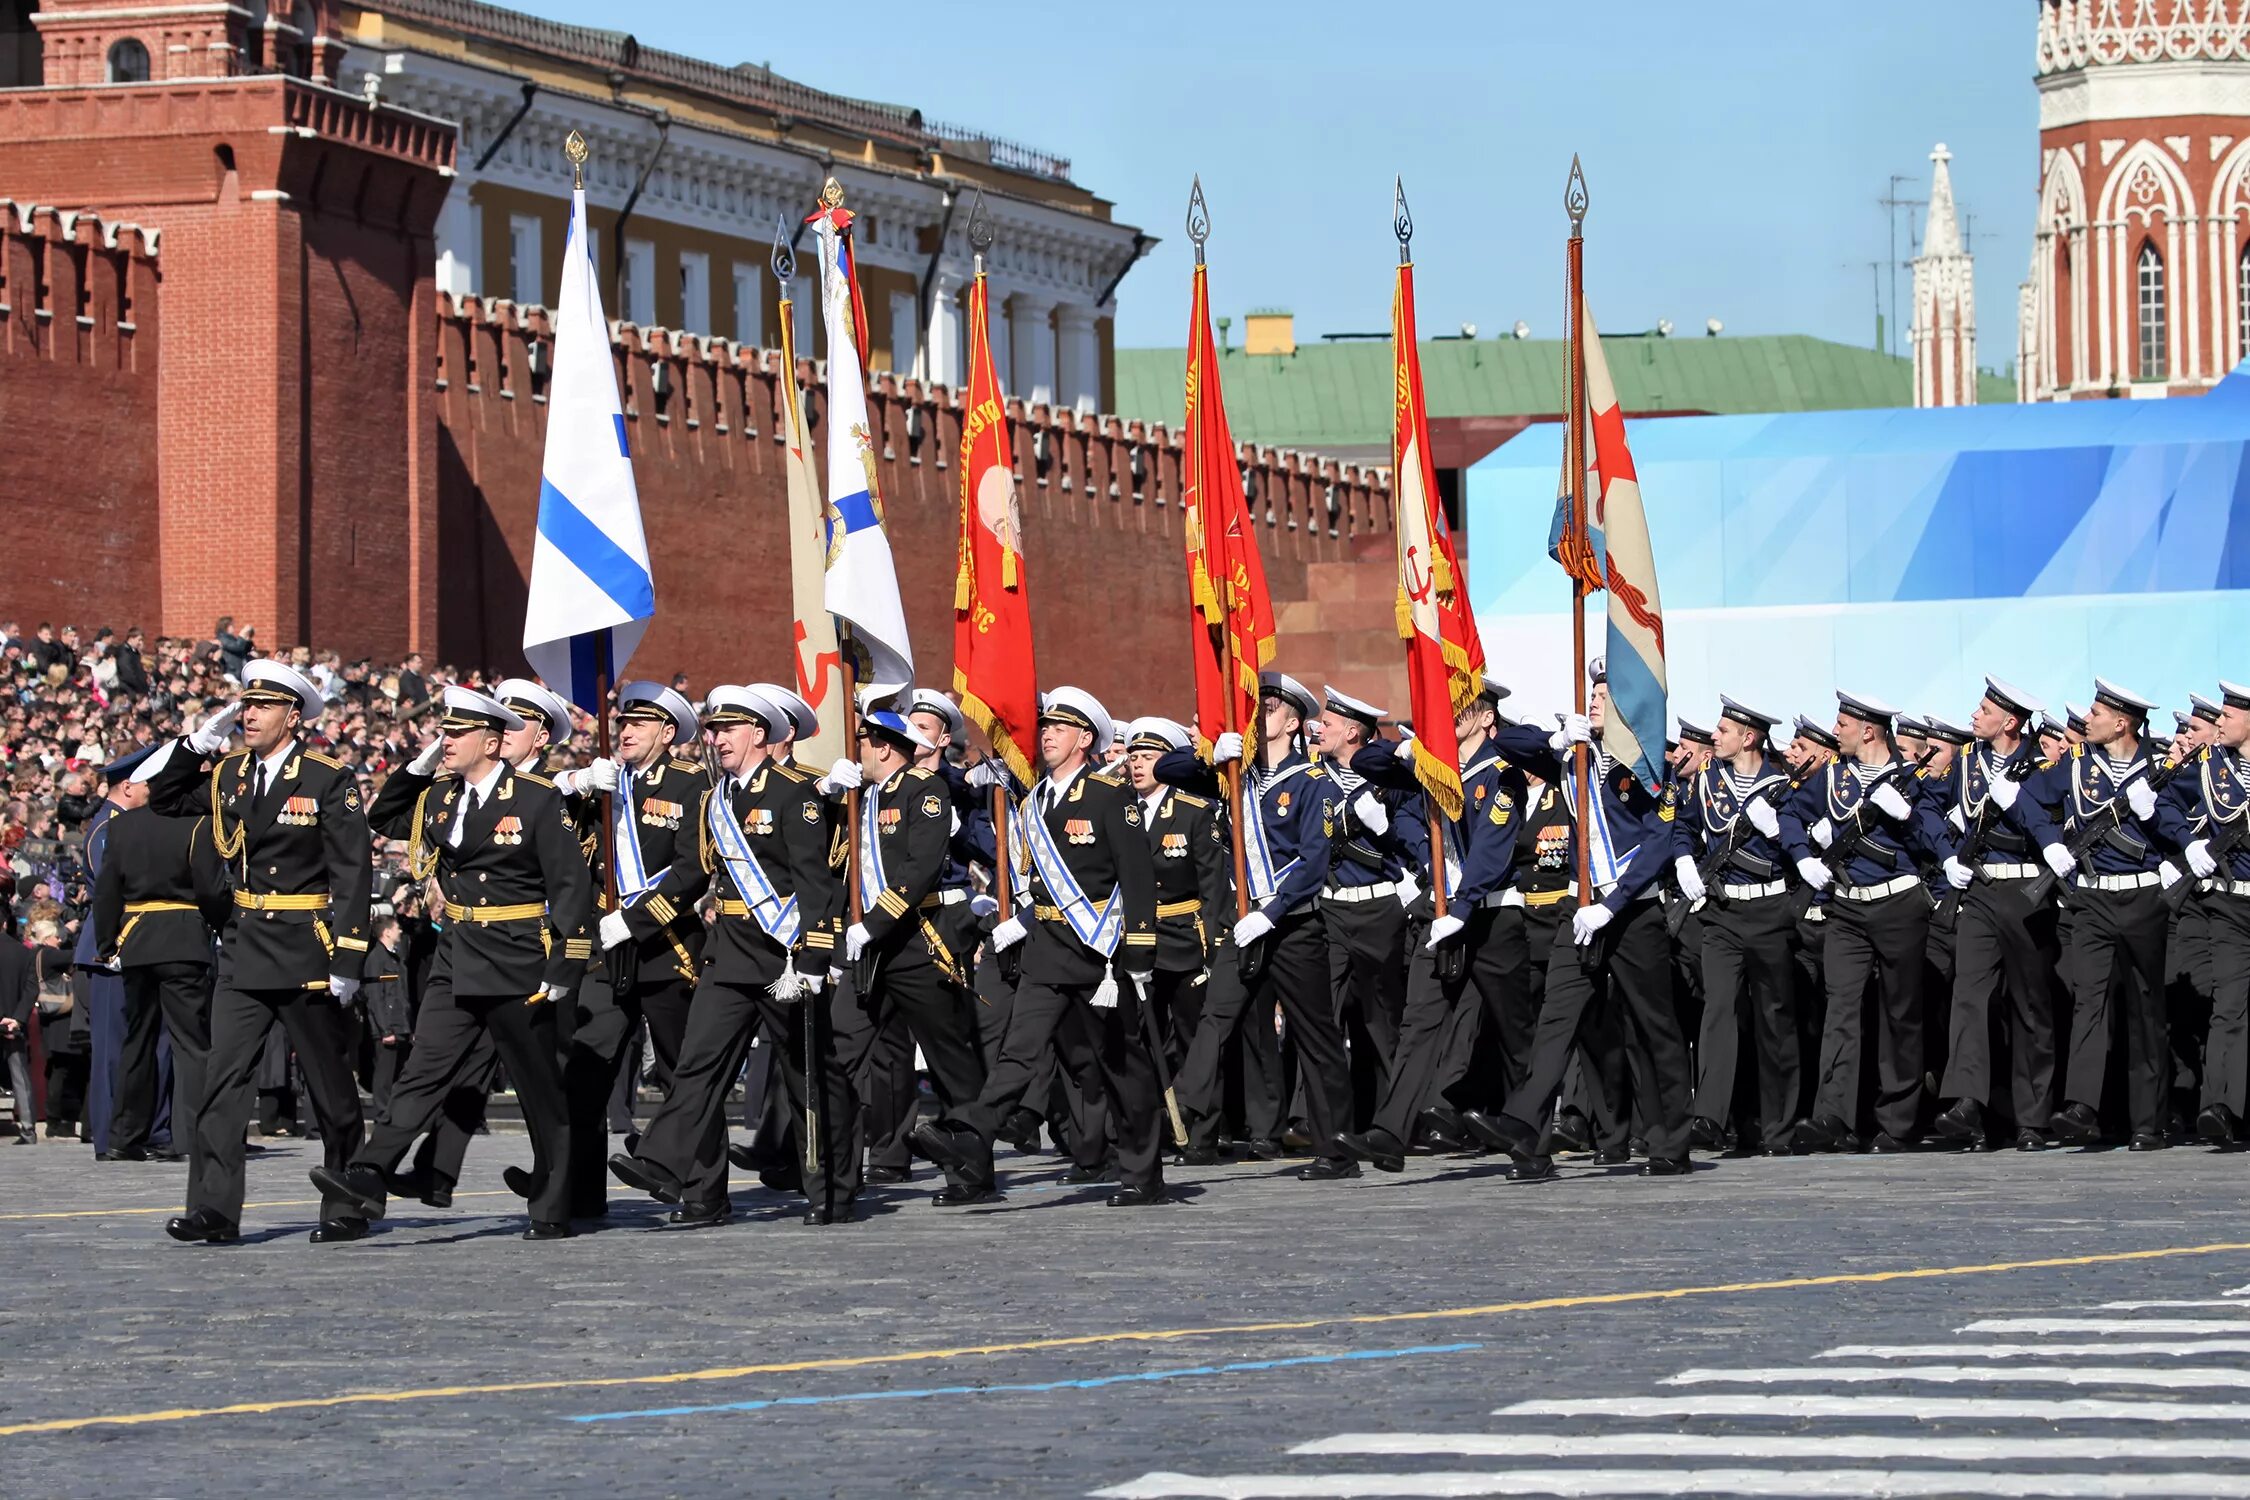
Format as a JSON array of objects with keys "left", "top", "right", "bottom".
[{"left": 1564, "top": 156, "right": 1594, "bottom": 915}]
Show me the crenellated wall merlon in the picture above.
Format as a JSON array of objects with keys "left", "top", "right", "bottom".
[{"left": 433, "top": 291, "right": 1395, "bottom": 543}]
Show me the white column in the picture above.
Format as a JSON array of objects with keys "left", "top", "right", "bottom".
[
  {"left": 433, "top": 181, "right": 477, "bottom": 300},
  {"left": 1054, "top": 302, "right": 1100, "bottom": 413},
  {"left": 924, "top": 267, "right": 966, "bottom": 388},
  {"left": 1009, "top": 290, "right": 1055, "bottom": 406},
  {"left": 2073, "top": 225, "right": 2090, "bottom": 390},
  {"left": 2098, "top": 220, "right": 2115, "bottom": 386}
]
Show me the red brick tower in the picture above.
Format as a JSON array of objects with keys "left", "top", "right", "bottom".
[{"left": 1, "top": 0, "right": 454, "bottom": 656}]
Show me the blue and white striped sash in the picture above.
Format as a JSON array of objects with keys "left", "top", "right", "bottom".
[{"left": 709, "top": 783, "right": 800, "bottom": 945}]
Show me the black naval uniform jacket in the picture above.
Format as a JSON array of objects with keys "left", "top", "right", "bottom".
[
  {"left": 1139, "top": 784, "right": 1231, "bottom": 973},
  {"left": 369, "top": 764, "right": 591, "bottom": 997},
  {"left": 147, "top": 738, "right": 374, "bottom": 989},
  {"left": 857, "top": 765, "right": 952, "bottom": 957},
  {"left": 1015, "top": 764, "right": 1158, "bottom": 987},
  {"left": 91, "top": 806, "right": 229, "bottom": 967},
  {"left": 622, "top": 758, "right": 840, "bottom": 988},
  {"left": 603, "top": 755, "right": 711, "bottom": 980}
]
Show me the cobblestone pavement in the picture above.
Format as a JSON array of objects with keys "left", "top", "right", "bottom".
[{"left": 4, "top": 1134, "right": 2249, "bottom": 1497}]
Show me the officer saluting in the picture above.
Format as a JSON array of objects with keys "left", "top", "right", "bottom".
[
  {"left": 314, "top": 687, "right": 591, "bottom": 1239},
  {"left": 606, "top": 686, "right": 846, "bottom": 1226},
  {"left": 914, "top": 687, "right": 1165, "bottom": 1205},
  {"left": 149, "top": 660, "right": 374, "bottom": 1245}
]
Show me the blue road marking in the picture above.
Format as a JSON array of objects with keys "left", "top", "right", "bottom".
[{"left": 565, "top": 1342, "right": 1483, "bottom": 1424}]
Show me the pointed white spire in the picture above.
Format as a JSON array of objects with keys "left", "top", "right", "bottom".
[{"left": 1923, "top": 143, "right": 1962, "bottom": 258}]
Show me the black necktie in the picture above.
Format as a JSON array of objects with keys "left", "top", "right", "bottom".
[{"left": 253, "top": 762, "right": 267, "bottom": 805}]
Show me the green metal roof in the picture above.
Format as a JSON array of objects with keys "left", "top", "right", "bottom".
[{"left": 1111, "top": 334, "right": 2018, "bottom": 450}]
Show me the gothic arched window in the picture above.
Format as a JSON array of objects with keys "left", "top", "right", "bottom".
[
  {"left": 2138, "top": 240, "right": 2168, "bottom": 382},
  {"left": 2237, "top": 242, "right": 2250, "bottom": 369},
  {"left": 105, "top": 37, "right": 149, "bottom": 83}
]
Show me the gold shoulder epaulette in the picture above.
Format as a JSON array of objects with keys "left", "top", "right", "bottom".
[
  {"left": 1304, "top": 766, "right": 1327, "bottom": 781},
  {"left": 669, "top": 757, "right": 703, "bottom": 776},
  {"left": 303, "top": 749, "right": 346, "bottom": 770},
  {"left": 516, "top": 770, "right": 556, "bottom": 789},
  {"left": 1173, "top": 791, "right": 1211, "bottom": 810},
  {"left": 905, "top": 766, "right": 937, "bottom": 781},
  {"left": 771, "top": 761, "right": 812, "bottom": 782},
  {"left": 1090, "top": 770, "right": 1125, "bottom": 787}
]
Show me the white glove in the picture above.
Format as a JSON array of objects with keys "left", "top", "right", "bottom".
[
  {"left": 819, "top": 757, "right": 863, "bottom": 796},
  {"left": 1673, "top": 856, "right": 1707, "bottom": 904},
  {"left": 1745, "top": 800, "right": 1781, "bottom": 838},
  {"left": 598, "top": 910, "right": 631, "bottom": 951},
  {"left": 845, "top": 922, "right": 871, "bottom": 962},
  {"left": 1212, "top": 731, "right": 1244, "bottom": 766},
  {"left": 1810, "top": 818, "right": 1835, "bottom": 850},
  {"left": 1943, "top": 857, "right": 1974, "bottom": 891},
  {"left": 1989, "top": 775, "right": 2020, "bottom": 812},
  {"left": 2160, "top": 860, "right": 2184, "bottom": 891},
  {"left": 1395, "top": 735, "right": 1417, "bottom": 766},
  {"left": 574, "top": 757, "right": 622, "bottom": 795},
  {"left": 1352, "top": 790, "right": 1389, "bottom": 835},
  {"left": 1090, "top": 974, "right": 1120, "bottom": 1010},
  {"left": 968, "top": 892, "right": 998, "bottom": 918},
  {"left": 101, "top": 956, "right": 121, "bottom": 974},
  {"left": 1424, "top": 912, "right": 1466, "bottom": 950},
  {"left": 327, "top": 974, "right": 360, "bottom": 1004},
  {"left": 538, "top": 982, "right": 573, "bottom": 1004},
  {"left": 1232, "top": 910, "right": 1273, "bottom": 947},
  {"left": 1947, "top": 807, "right": 1967, "bottom": 834},
  {"left": 1549, "top": 713, "right": 1592, "bottom": 753},
  {"left": 2126, "top": 778, "right": 2159, "bottom": 821},
  {"left": 1871, "top": 782, "right": 1911, "bottom": 820},
  {"left": 407, "top": 736, "right": 443, "bottom": 776},
  {"left": 186, "top": 702, "right": 241, "bottom": 755},
  {"left": 1570, "top": 903, "right": 1613, "bottom": 946},
  {"left": 796, "top": 968, "right": 827, "bottom": 994},
  {"left": 989, "top": 916, "right": 1027, "bottom": 952},
  {"left": 1394, "top": 872, "right": 1422, "bottom": 909},
  {"left": 2042, "top": 842, "right": 2077, "bottom": 880},
  {"left": 966, "top": 759, "right": 1004, "bottom": 790},
  {"left": 2188, "top": 839, "right": 2219, "bottom": 879},
  {"left": 1796, "top": 857, "right": 1833, "bottom": 891}
]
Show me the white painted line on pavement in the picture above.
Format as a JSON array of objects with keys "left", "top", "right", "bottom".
[
  {"left": 1822, "top": 1340, "right": 2250, "bottom": 1359},
  {"left": 1667, "top": 1365, "right": 2250, "bottom": 1389},
  {"left": 1293, "top": 1433, "right": 2250, "bottom": 1461},
  {"left": 2097, "top": 1300, "right": 2250, "bottom": 1310},
  {"left": 1094, "top": 1469, "right": 2250, "bottom": 1498},
  {"left": 1499, "top": 1395, "right": 2250, "bottom": 1422},
  {"left": 1961, "top": 1318, "right": 2250, "bottom": 1334}
]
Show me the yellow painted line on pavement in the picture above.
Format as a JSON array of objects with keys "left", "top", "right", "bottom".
[{"left": 4, "top": 1238, "right": 2248, "bottom": 1438}]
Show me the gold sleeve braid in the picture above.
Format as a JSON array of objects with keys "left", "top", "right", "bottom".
[
  {"left": 407, "top": 788, "right": 440, "bottom": 882},
  {"left": 209, "top": 758, "right": 243, "bottom": 860}
]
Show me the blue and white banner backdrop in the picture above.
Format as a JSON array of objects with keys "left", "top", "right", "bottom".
[
  {"left": 1467, "top": 369, "right": 2250, "bottom": 734},
  {"left": 523, "top": 183, "right": 655, "bottom": 709}
]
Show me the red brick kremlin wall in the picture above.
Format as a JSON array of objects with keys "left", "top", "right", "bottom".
[{"left": 0, "top": 71, "right": 1404, "bottom": 726}]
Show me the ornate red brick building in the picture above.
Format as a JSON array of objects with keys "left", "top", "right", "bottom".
[{"left": 0, "top": 0, "right": 1401, "bottom": 719}]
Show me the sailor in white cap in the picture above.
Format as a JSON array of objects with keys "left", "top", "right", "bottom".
[
  {"left": 1204, "top": 669, "right": 1353, "bottom": 1181},
  {"left": 912, "top": 686, "right": 1169, "bottom": 1206},
  {"left": 314, "top": 687, "right": 591, "bottom": 1239},
  {"left": 1929, "top": 674, "right": 2070, "bottom": 1151},
  {"left": 146, "top": 657, "right": 376, "bottom": 1246},
  {"left": 608, "top": 685, "right": 853, "bottom": 1226},
  {"left": 2176, "top": 681, "right": 2250, "bottom": 1145},
  {"left": 1666, "top": 696, "right": 1801, "bottom": 1156},
  {"left": 1779, "top": 689, "right": 1949, "bottom": 1154},
  {"left": 747, "top": 683, "right": 819, "bottom": 766},
  {"left": 2030, "top": 677, "right": 2194, "bottom": 1150}
]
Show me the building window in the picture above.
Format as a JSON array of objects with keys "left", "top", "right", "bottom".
[
  {"left": 620, "top": 239, "right": 654, "bottom": 326},
  {"left": 678, "top": 250, "right": 710, "bottom": 335},
  {"left": 2237, "top": 242, "right": 2250, "bottom": 368},
  {"left": 731, "top": 264, "right": 760, "bottom": 346},
  {"left": 106, "top": 37, "right": 149, "bottom": 83},
  {"left": 2137, "top": 240, "right": 2168, "bottom": 382},
  {"left": 507, "top": 215, "right": 542, "bottom": 307}
]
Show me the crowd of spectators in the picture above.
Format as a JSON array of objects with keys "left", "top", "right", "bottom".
[{"left": 0, "top": 613, "right": 644, "bottom": 1139}]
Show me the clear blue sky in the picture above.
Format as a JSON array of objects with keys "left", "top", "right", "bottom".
[{"left": 533, "top": 1, "right": 2035, "bottom": 365}]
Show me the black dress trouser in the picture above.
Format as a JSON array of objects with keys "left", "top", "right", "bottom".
[
  {"left": 193, "top": 971, "right": 365, "bottom": 1227},
  {"left": 1690, "top": 892, "right": 1800, "bottom": 1146},
  {"left": 2062, "top": 883, "right": 2172, "bottom": 1137},
  {"left": 1812, "top": 886, "right": 1930, "bottom": 1141},
  {"left": 1942, "top": 877, "right": 2062, "bottom": 1130},
  {"left": 110, "top": 962, "right": 212, "bottom": 1167},
  {"left": 949, "top": 978, "right": 1167, "bottom": 1192}
]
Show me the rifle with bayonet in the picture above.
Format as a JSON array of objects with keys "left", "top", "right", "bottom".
[
  {"left": 1794, "top": 749, "right": 1940, "bottom": 917},
  {"left": 2022, "top": 750, "right": 2189, "bottom": 911},
  {"left": 2168, "top": 759, "right": 2248, "bottom": 914},
  {"left": 1665, "top": 768, "right": 1804, "bottom": 939},
  {"left": 1937, "top": 753, "right": 2040, "bottom": 922}
]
